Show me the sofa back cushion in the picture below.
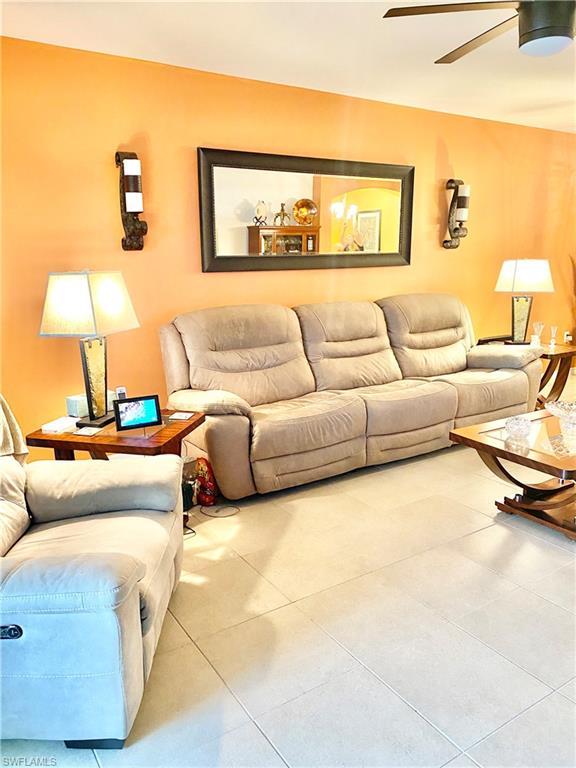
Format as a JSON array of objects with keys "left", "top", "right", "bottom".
[
  {"left": 376, "top": 293, "right": 475, "bottom": 377},
  {"left": 173, "top": 305, "right": 315, "bottom": 406},
  {"left": 0, "top": 456, "right": 29, "bottom": 556},
  {"left": 294, "top": 301, "right": 402, "bottom": 390}
]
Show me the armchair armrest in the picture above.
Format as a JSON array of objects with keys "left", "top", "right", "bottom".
[
  {"left": 467, "top": 344, "right": 542, "bottom": 370},
  {"left": 0, "top": 553, "right": 145, "bottom": 613},
  {"left": 25, "top": 454, "right": 183, "bottom": 524},
  {"left": 168, "top": 388, "right": 252, "bottom": 418}
]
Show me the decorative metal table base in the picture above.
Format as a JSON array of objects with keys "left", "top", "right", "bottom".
[
  {"left": 479, "top": 451, "right": 576, "bottom": 541},
  {"left": 537, "top": 356, "right": 573, "bottom": 409}
]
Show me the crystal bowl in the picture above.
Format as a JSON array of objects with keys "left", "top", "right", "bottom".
[
  {"left": 504, "top": 416, "right": 531, "bottom": 440},
  {"left": 545, "top": 401, "right": 576, "bottom": 421}
]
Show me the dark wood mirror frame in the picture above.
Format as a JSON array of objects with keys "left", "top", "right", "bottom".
[{"left": 198, "top": 148, "right": 415, "bottom": 272}]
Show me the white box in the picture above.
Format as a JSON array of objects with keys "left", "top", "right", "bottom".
[{"left": 66, "top": 391, "right": 116, "bottom": 418}]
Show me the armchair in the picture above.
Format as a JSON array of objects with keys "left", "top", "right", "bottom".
[{"left": 0, "top": 403, "right": 183, "bottom": 749}]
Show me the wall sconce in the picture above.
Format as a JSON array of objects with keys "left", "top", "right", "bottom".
[
  {"left": 442, "top": 179, "right": 470, "bottom": 249},
  {"left": 115, "top": 151, "right": 148, "bottom": 250}
]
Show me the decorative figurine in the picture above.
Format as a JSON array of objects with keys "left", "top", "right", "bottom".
[
  {"left": 273, "top": 202, "right": 290, "bottom": 226},
  {"left": 292, "top": 198, "right": 318, "bottom": 225},
  {"left": 253, "top": 200, "right": 269, "bottom": 226}
]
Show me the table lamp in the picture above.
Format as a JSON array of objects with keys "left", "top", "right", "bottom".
[
  {"left": 40, "top": 270, "right": 139, "bottom": 427},
  {"left": 494, "top": 259, "right": 554, "bottom": 343}
]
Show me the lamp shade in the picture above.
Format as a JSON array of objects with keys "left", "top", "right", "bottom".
[
  {"left": 40, "top": 271, "right": 139, "bottom": 337},
  {"left": 494, "top": 259, "right": 554, "bottom": 294}
]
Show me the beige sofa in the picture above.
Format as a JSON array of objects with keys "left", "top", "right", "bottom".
[
  {"left": 160, "top": 293, "right": 542, "bottom": 500},
  {"left": 0, "top": 451, "right": 183, "bottom": 748}
]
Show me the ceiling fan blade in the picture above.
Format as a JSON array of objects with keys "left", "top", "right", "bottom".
[
  {"left": 384, "top": 2, "right": 519, "bottom": 18},
  {"left": 435, "top": 14, "right": 518, "bottom": 62}
]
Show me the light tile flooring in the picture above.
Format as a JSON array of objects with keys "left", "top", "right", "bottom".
[{"left": 5, "top": 407, "right": 576, "bottom": 767}]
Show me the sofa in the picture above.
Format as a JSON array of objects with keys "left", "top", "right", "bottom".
[
  {"left": 160, "top": 293, "right": 542, "bottom": 500},
  {"left": 0, "top": 447, "right": 184, "bottom": 748}
]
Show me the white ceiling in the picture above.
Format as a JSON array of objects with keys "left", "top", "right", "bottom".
[{"left": 2, "top": 0, "right": 575, "bottom": 132}]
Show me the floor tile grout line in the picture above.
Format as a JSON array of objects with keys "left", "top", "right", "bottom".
[
  {"left": 289, "top": 579, "right": 561, "bottom": 738},
  {"left": 458, "top": 686, "right": 560, "bottom": 757},
  {"left": 180, "top": 510, "right": 570, "bottom": 691},
  {"left": 431, "top": 604, "right": 564, "bottom": 692},
  {"left": 236, "top": 523, "right": 502, "bottom": 614},
  {"left": 236, "top": 553, "right": 293, "bottom": 604},
  {"left": 168, "top": 610, "right": 291, "bottom": 768},
  {"left": 307, "top": 599, "right": 562, "bottom": 758},
  {"left": 461, "top": 751, "right": 484, "bottom": 767},
  {"left": 293, "top": 608, "right": 465, "bottom": 756},
  {"left": 181, "top": 514, "right": 570, "bottom": 647},
  {"left": 505, "top": 579, "right": 576, "bottom": 617},
  {"left": 498, "top": 518, "right": 576, "bottom": 556}
]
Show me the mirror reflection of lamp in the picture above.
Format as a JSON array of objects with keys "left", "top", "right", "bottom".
[
  {"left": 330, "top": 201, "right": 345, "bottom": 219},
  {"left": 332, "top": 200, "right": 364, "bottom": 252}
]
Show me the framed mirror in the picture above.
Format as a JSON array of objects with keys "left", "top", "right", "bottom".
[{"left": 198, "top": 148, "right": 414, "bottom": 272}]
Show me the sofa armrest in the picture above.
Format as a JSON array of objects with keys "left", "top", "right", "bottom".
[
  {"left": 25, "top": 454, "right": 183, "bottom": 524},
  {"left": 466, "top": 344, "right": 542, "bottom": 370},
  {"left": 168, "top": 388, "right": 252, "bottom": 418},
  {"left": 0, "top": 553, "right": 145, "bottom": 613}
]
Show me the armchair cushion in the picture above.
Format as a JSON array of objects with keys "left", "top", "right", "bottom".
[
  {"left": 25, "top": 455, "right": 182, "bottom": 524},
  {"left": 168, "top": 388, "right": 252, "bottom": 418},
  {"left": 0, "top": 552, "right": 144, "bottom": 613},
  {"left": 467, "top": 345, "right": 542, "bottom": 370}
]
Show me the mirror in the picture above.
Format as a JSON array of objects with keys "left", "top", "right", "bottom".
[{"left": 198, "top": 148, "right": 414, "bottom": 272}]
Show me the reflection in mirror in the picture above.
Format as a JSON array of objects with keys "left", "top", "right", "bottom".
[{"left": 213, "top": 167, "right": 402, "bottom": 258}]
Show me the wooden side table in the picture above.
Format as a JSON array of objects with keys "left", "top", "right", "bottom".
[
  {"left": 26, "top": 410, "right": 205, "bottom": 460},
  {"left": 537, "top": 343, "right": 576, "bottom": 408}
]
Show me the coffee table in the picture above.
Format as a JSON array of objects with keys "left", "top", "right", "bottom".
[{"left": 450, "top": 411, "right": 576, "bottom": 541}]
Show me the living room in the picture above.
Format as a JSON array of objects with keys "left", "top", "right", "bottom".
[{"left": 1, "top": 1, "right": 575, "bottom": 767}]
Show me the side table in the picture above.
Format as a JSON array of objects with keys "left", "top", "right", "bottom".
[
  {"left": 537, "top": 343, "right": 576, "bottom": 408},
  {"left": 26, "top": 410, "right": 205, "bottom": 460}
]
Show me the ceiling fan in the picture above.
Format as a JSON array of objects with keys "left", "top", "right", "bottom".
[{"left": 383, "top": 1, "right": 576, "bottom": 63}]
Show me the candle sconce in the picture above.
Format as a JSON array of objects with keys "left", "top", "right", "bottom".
[
  {"left": 115, "top": 151, "right": 148, "bottom": 250},
  {"left": 442, "top": 178, "right": 470, "bottom": 249}
]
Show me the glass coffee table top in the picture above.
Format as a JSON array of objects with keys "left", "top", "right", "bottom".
[{"left": 451, "top": 411, "right": 576, "bottom": 479}]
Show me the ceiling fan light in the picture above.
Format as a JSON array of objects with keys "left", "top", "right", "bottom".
[
  {"left": 518, "top": 1, "right": 575, "bottom": 57},
  {"left": 520, "top": 34, "right": 573, "bottom": 56}
]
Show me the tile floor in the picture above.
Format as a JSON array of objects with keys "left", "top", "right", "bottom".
[{"left": 5, "top": 396, "right": 576, "bottom": 767}]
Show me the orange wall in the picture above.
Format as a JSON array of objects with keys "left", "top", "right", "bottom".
[{"left": 2, "top": 37, "right": 575, "bottom": 439}]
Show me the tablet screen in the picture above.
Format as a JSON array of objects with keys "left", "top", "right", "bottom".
[{"left": 114, "top": 395, "right": 163, "bottom": 431}]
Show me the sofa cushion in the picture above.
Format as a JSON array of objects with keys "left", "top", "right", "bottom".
[
  {"left": 377, "top": 293, "right": 475, "bottom": 377},
  {"left": 0, "top": 457, "right": 29, "bottom": 555},
  {"left": 251, "top": 392, "right": 366, "bottom": 461},
  {"left": 430, "top": 368, "right": 528, "bottom": 418},
  {"left": 346, "top": 379, "right": 458, "bottom": 436},
  {"left": 294, "top": 301, "right": 402, "bottom": 390},
  {"left": 173, "top": 305, "right": 315, "bottom": 406}
]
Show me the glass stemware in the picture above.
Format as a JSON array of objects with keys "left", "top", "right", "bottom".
[
  {"left": 550, "top": 325, "right": 558, "bottom": 346},
  {"left": 532, "top": 321, "right": 545, "bottom": 347}
]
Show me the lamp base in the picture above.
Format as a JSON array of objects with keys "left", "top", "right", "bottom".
[
  {"left": 511, "top": 295, "right": 533, "bottom": 343},
  {"left": 76, "top": 413, "right": 116, "bottom": 429},
  {"left": 79, "top": 336, "right": 109, "bottom": 422}
]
